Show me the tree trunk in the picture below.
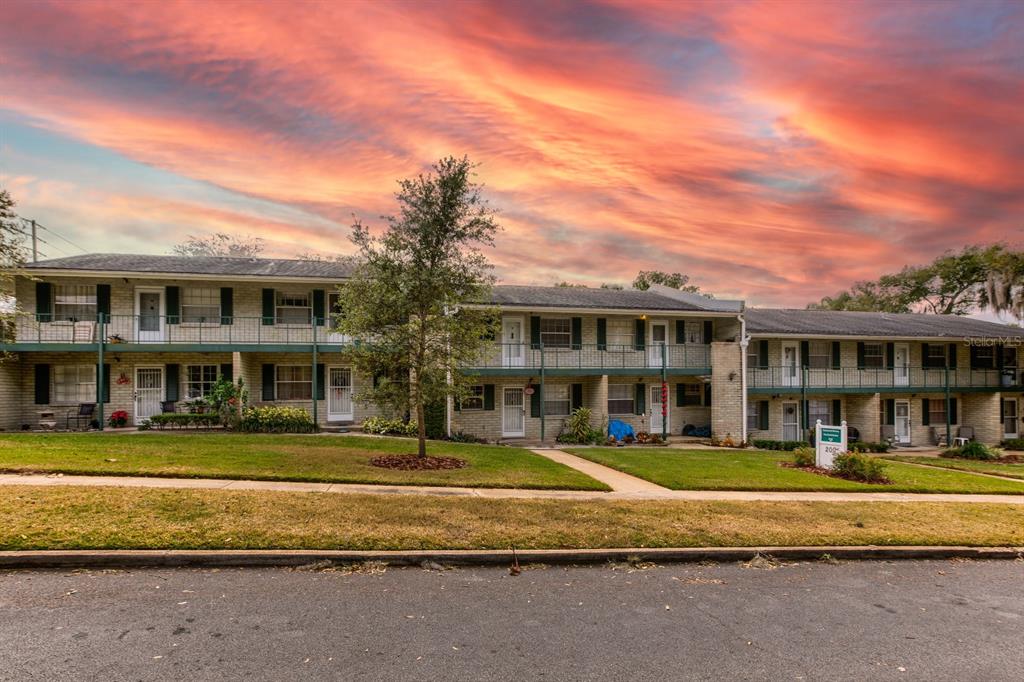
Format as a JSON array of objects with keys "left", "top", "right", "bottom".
[{"left": 416, "top": 398, "right": 427, "bottom": 457}]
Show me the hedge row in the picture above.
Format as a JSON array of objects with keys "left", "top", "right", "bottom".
[{"left": 146, "top": 413, "right": 221, "bottom": 429}]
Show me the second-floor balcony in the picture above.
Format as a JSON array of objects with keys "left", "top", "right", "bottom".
[
  {"left": 467, "top": 342, "right": 711, "bottom": 373},
  {"left": 748, "top": 366, "right": 1021, "bottom": 393},
  {"left": 10, "top": 314, "right": 351, "bottom": 347}
]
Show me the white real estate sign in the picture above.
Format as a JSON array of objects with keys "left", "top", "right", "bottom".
[{"left": 815, "top": 420, "right": 848, "bottom": 469}]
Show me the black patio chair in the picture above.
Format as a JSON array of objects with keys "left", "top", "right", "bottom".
[
  {"left": 66, "top": 403, "right": 96, "bottom": 430},
  {"left": 161, "top": 401, "right": 177, "bottom": 414}
]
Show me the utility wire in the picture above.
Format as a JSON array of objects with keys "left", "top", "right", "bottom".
[{"left": 34, "top": 220, "right": 89, "bottom": 254}]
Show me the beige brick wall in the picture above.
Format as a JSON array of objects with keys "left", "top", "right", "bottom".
[
  {"left": 710, "top": 341, "right": 743, "bottom": 442},
  {"left": 846, "top": 393, "right": 880, "bottom": 443},
  {"left": 961, "top": 392, "right": 1001, "bottom": 445}
]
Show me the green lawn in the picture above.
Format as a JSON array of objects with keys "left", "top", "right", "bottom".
[
  {"left": 564, "top": 447, "right": 1024, "bottom": 495},
  {"left": 885, "top": 456, "right": 1024, "bottom": 481},
  {"left": 2, "top": 485, "right": 1021, "bottom": 550},
  {"left": 0, "top": 433, "right": 608, "bottom": 491}
]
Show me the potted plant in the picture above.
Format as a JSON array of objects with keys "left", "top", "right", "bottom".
[{"left": 108, "top": 410, "right": 129, "bottom": 428}]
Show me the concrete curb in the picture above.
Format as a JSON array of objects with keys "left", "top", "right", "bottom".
[{"left": 2, "top": 546, "right": 1021, "bottom": 569}]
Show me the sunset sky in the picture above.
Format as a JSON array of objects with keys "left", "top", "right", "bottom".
[{"left": 1, "top": 0, "right": 1021, "bottom": 306}]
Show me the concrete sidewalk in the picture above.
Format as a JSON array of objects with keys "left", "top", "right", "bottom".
[
  {"left": 2, "top": 472, "right": 1023, "bottom": 504},
  {"left": 529, "top": 448, "right": 670, "bottom": 493}
]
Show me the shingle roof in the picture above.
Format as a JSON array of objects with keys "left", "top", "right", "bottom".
[
  {"left": 489, "top": 285, "right": 712, "bottom": 311},
  {"left": 746, "top": 308, "right": 1024, "bottom": 339},
  {"left": 25, "top": 253, "right": 355, "bottom": 279}
]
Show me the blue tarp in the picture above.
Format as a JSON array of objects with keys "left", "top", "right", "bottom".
[{"left": 608, "top": 419, "right": 636, "bottom": 442}]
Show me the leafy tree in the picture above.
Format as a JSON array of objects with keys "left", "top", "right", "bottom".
[
  {"left": 0, "top": 189, "right": 26, "bottom": 349},
  {"left": 172, "top": 233, "right": 264, "bottom": 257},
  {"left": 554, "top": 281, "right": 586, "bottom": 288},
  {"left": 983, "top": 248, "right": 1024, "bottom": 322},
  {"left": 600, "top": 282, "right": 624, "bottom": 290},
  {"left": 336, "top": 157, "right": 500, "bottom": 457},
  {"left": 810, "top": 245, "right": 1014, "bottom": 316},
  {"left": 632, "top": 270, "right": 704, "bottom": 294}
]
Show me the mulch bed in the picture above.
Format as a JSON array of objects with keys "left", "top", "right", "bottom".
[
  {"left": 369, "top": 455, "right": 468, "bottom": 471},
  {"left": 779, "top": 461, "right": 892, "bottom": 485}
]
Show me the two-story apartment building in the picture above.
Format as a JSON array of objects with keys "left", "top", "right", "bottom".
[{"left": 2, "top": 254, "right": 1022, "bottom": 446}]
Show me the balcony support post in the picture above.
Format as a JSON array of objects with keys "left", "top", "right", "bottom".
[
  {"left": 539, "top": 342, "right": 546, "bottom": 443},
  {"left": 311, "top": 321, "right": 318, "bottom": 426},
  {"left": 96, "top": 313, "right": 105, "bottom": 431},
  {"left": 661, "top": 343, "right": 667, "bottom": 441},
  {"left": 944, "top": 365, "right": 952, "bottom": 446},
  {"left": 801, "top": 367, "right": 808, "bottom": 440}
]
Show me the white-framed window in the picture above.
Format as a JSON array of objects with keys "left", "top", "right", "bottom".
[
  {"left": 539, "top": 318, "right": 571, "bottom": 349},
  {"left": 746, "top": 345, "right": 760, "bottom": 369},
  {"left": 927, "top": 344, "right": 950, "bottom": 368},
  {"left": 808, "top": 341, "right": 832, "bottom": 369},
  {"left": 684, "top": 321, "right": 704, "bottom": 344},
  {"left": 544, "top": 384, "right": 571, "bottom": 416},
  {"left": 276, "top": 365, "right": 312, "bottom": 400},
  {"left": 746, "top": 402, "right": 760, "bottom": 431},
  {"left": 276, "top": 292, "right": 311, "bottom": 325},
  {"left": 607, "top": 384, "right": 634, "bottom": 415},
  {"left": 607, "top": 318, "right": 634, "bottom": 348},
  {"left": 185, "top": 365, "right": 219, "bottom": 398},
  {"left": 928, "top": 400, "right": 947, "bottom": 425},
  {"left": 972, "top": 346, "right": 995, "bottom": 369},
  {"left": 461, "top": 385, "right": 485, "bottom": 411},
  {"left": 181, "top": 288, "right": 220, "bottom": 323},
  {"left": 862, "top": 343, "right": 884, "bottom": 368},
  {"left": 681, "top": 383, "right": 702, "bottom": 406},
  {"left": 53, "top": 364, "right": 96, "bottom": 403},
  {"left": 53, "top": 285, "right": 97, "bottom": 321},
  {"left": 808, "top": 399, "right": 831, "bottom": 427}
]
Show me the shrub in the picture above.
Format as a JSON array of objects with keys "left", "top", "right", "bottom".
[
  {"left": 942, "top": 441, "right": 1000, "bottom": 461},
  {"left": 793, "top": 446, "right": 815, "bottom": 467},
  {"left": 107, "top": 410, "right": 129, "bottom": 428},
  {"left": 849, "top": 441, "right": 890, "bottom": 454},
  {"left": 556, "top": 408, "right": 605, "bottom": 445},
  {"left": 148, "top": 413, "right": 221, "bottom": 430},
  {"left": 752, "top": 439, "right": 807, "bottom": 451},
  {"left": 207, "top": 377, "right": 248, "bottom": 429},
  {"left": 447, "top": 430, "right": 487, "bottom": 444},
  {"left": 362, "top": 416, "right": 418, "bottom": 437},
  {"left": 239, "top": 406, "right": 317, "bottom": 433},
  {"left": 833, "top": 452, "right": 888, "bottom": 483},
  {"left": 1001, "top": 439, "right": 1024, "bottom": 451},
  {"left": 424, "top": 401, "right": 446, "bottom": 440}
]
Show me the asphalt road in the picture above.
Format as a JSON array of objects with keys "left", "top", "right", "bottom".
[{"left": 1, "top": 559, "right": 1021, "bottom": 681}]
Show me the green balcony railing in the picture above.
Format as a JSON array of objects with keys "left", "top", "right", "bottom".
[
  {"left": 467, "top": 343, "right": 711, "bottom": 371},
  {"left": 747, "top": 365, "right": 1020, "bottom": 391}
]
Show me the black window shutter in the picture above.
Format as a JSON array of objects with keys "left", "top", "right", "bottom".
[
  {"left": 968, "top": 346, "right": 979, "bottom": 369},
  {"left": 262, "top": 364, "right": 276, "bottom": 400},
  {"left": 34, "top": 364, "right": 50, "bottom": 404},
  {"left": 596, "top": 318, "right": 607, "bottom": 350},
  {"left": 758, "top": 340, "right": 768, "bottom": 368},
  {"left": 703, "top": 320, "right": 713, "bottom": 344},
  {"left": 165, "top": 364, "right": 179, "bottom": 402},
  {"left": 1000, "top": 399, "right": 1005, "bottom": 421},
  {"left": 571, "top": 317, "right": 582, "bottom": 350},
  {"left": 675, "top": 320, "right": 685, "bottom": 344},
  {"left": 856, "top": 342, "right": 865, "bottom": 369},
  {"left": 530, "top": 385, "right": 541, "bottom": 417},
  {"left": 634, "top": 383, "right": 646, "bottom": 415},
  {"left": 949, "top": 343, "right": 958, "bottom": 369},
  {"left": 758, "top": 400, "right": 769, "bottom": 430},
  {"left": 220, "top": 363, "right": 233, "bottom": 382},
  {"left": 101, "top": 364, "right": 111, "bottom": 403},
  {"left": 922, "top": 398, "right": 930, "bottom": 425},
  {"left": 886, "top": 343, "right": 894, "bottom": 368},
  {"left": 831, "top": 341, "right": 841, "bottom": 370},
  {"left": 165, "top": 286, "right": 180, "bottom": 325},
  {"left": 220, "top": 288, "right": 234, "bottom": 325},
  {"left": 35, "top": 282, "right": 53, "bottom": 322},
  {"left": 927, "top": 343, "right": 939, "bottom": 368},
  {"left": 800, "top": 400, "right": 808, "bottom": 429},
  {"left": 676, "top": 383, "right": 684, "bottom": 407},
  {"left": 949, "top": 398, "right": 958, "bottom": 425},
  {"left": 316, "top": 363, "right": 325, "bottom": 400},
  {"left": 96, "top": 284, "right": 111, "bottom": 318},
  {"left": 483, "top": 385, "right": 495, "bottom": 411},
  {"left": 832, "top": 399, "right": 841, "bottom": 425},
  {"left": 571, "top": 383, "right": 583, "bottom": 410},
  {"left": 884, "top": 399, "right": 895, "bottom": 426},
  {"left": 704, "top": 383, "right": 712, "bottom": 407},
  {"left": 262, "top": 289, "right": 276, "bottom": 326},
  {"left": 800, "top": 340, "right": 810, "bottom": 368},
  {"left": 313, "top": 290, "right": 326, "bottom": 326},
  {"left": 997, "top": 345, "right": 1005, "bottom": 371},
  {"left": 634, "top": 319, "right": 646, "bottom": 351},
  {"left": 530, "top": 316, "right": 541, "bottom": 348}
]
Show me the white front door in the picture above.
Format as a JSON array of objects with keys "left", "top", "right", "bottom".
[
  {"left": 1004, "top": 398, "right": 1019, "bottom": 439},
  {"left": 894, "top": 343, "right": 910, "bottom": 386},
  {"left": 502, "top": 318, "right": 524, "bottom": 367},
  {"left": 650, "top": 384, "right": 669, "bottom": 435},
  {"left": 895, "top": 400, "right": 911, "bottom": 444},
  {"left": 649, "top": 321, "right": 668, "bottom": 366},
  {"left": 327, "top": 367, "right": 353, "bottom": 421},
  {"left": 135, "top": 288, "right": 165, "bottom": 342},
  {"left": 502, "top": 387, "right": 525, "bottom": 437},
  {"left": 135, "top": 367, "right": 164, "bottom": 424},
  {"left": 782, "top": 401, "right": 799, "bottom": 441},
  {"left": 782, "top": 343, "right": 800, "bottom": 387}
]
